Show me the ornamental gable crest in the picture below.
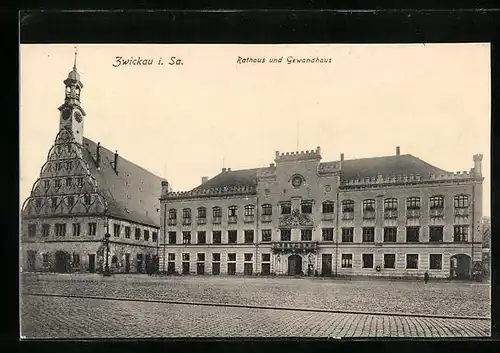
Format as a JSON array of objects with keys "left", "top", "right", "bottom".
[{"left": 279, "top": 208, "right": 313, "bottom": 228}]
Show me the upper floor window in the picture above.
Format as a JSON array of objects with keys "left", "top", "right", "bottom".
[
  {"left": 56, "top": 162, "right": 63, "bottom": 171},
  {"left": 454, "top": 194, "right": 469, "bottom": 208},
  {"left": 430, "top": 195, "right": 444, "bottom": 209},
  {"left": 88, "top": 223, "right": 96, "bottom": 236},
  {"left": 84, "top": 194, "right": 91, "bottom": 205},
  {"left": 228, "top": 205, "right": 238, "bottom": 217},
  {"left": 144, "top": 230, "right": 150, "bottom": 241},
  {"left": 197, "top": 207, "right": 206, "bottom": 218},
  {"left": 55, "top": 223, "right": 66, "bottom": 237},
  {"left": 213, "top": 206, "right": 222, "bottom": 218},
  {"left": 135, "top": 228, "right": 141, "bottom": 240},
  {"left": 65, "top": 161, "right": 73, "bottom": 170},
  {"left": 363, "top": 199, "right": 376, "bottom": 212},
  {"left": 51, "top": 197, "right": 58, "bottom": 209},
  {"left": 43, "top": 180, "right": 50, "bottom": 189},
  {"left": 342, "top": 200, "right": 354, "bottom": 213},
  {"left": 54, "top": 179, "right": 61, "bottom": 188},
  {"left": 65, "top": 178, "right": 72, "bottom": 187},
  {"left": 262, "top": 204, "right": 273, "bottom": 216},
  {"left": 281, "top": 202, "right": 291, "bottom": 215},
  {"left": 35, "top": 198, "right": 42, "bottom": 208},
  {"left": 77, "top": 177, "right": 84, "bottom": 187},
  {"left": 28, "top": 224, "right": 36, "bottom": 237},
  {"left": 125, "top": 227, "right": 131, "bottom": 239},
  {"left": 406, "top": 197, "right": 421, "bottom": 210},
  {"left": 67, "top": 196, "right": 74, "bottom": 207},
  {"left": 244, "top": 205, "right": 255, "bottom": 216},
  {"left": 168, "top": 209, "right": 177, "bottom": 220},
  {"left": 301, "top": 201, "right": 313, "bottom": 214},
  {"left": 384, "top": 198, "right": 398, "bottom": 211},
  {"left": 182, "top": 208, "right": 191, "bottom": 219},
  {"left": 322, "top": 201, "right": 334, "bottom": 214}
]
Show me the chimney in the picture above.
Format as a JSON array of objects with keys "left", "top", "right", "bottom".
[
  {"left": 222, "top": 168, "right": 227, "bottom": 172},
  {"left": 96, "top": 142, "right": 101, "bottom": 168},
  {"left": 113, "top": 150, "right": 118, "bottom": 172},
  {"left": 201, "top": 176, "right": 208, "bottom": 184},
  {"left": 473, "top": 154, "right": 483, "bottom": 177},
  {"left": 269, "top": 163, "right": 275, "bottom": 167},
  {"left": 340, "top": 153, "right": 344, "bottom": 161},
  {"left": 396, "top": 146, "right": 400, "bottom": 156}
]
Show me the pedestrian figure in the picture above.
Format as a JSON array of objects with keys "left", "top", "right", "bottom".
[{"left": 424, "top": 271, "right": 429, "bottom": 284}]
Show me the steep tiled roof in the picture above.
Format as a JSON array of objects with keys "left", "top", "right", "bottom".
[
  {"left": 82, "top": 137, "right": 165, "bottom": 227},
  {"left": 190, "top": 154, "right": 447, "bottom": 190}
]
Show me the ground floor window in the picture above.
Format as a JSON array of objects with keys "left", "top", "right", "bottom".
[
  {"left": 197, "top": 253, "right": 205, "bottom": 274},
  {"left": 341, "top": 254, "right": 352, "bottom": 268},
  {"left": 42, "top": 253, "right": 49, "bottom": 267},
  {"left": 362, "top": 254, "right": 374, "bottom": 268},
  {"left": 384, "top": 254, "right": 396, "bottom": 269},
  {"left": 212, "top": 253, "right": 221, "bottom": 275},
  {"left": 429, "top": 254, "right": 442, "bottom": 270},
  {"left": 261, "top": 253, "right": 271, "bottom": 275},
  {"left": 228, "top": 253, "right": 236, "bottom": 275},
  {"left": 182, "top": 253, "right": 190, "bottom": 274},
  {"left": 406, "top": 254, "right": 419, "bottom": 269}
]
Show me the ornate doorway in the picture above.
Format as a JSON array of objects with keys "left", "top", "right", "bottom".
[
  {"left": 450, "top": 254, "right": 471, "bottom": 279},
  {"left": 54, "top": 251, "right": 70, "bottom": 273},
  {"left": 288, "top": 254, "right": 303, "bottom": 276}
]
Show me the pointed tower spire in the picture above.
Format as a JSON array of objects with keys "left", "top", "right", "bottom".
[{"left": 73, "top": 45, "right": 78, "bottom": 71}]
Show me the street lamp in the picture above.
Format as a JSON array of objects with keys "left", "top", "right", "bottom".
[{"left": 103, "top": 231, "right": 111, "bottom": 276}]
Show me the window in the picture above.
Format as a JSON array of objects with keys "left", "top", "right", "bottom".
[
  {"left": 429, "top": 254, "right": 442, "bottom": 270},
  {"left": 301, "top": 229, "right": 312, "bottom": 241},
  {"left": 152, "top": 232, "right": 158, "bottom": 242},
  {"left": 212, "top": 231, "right": 221, "bottom": 244},
  {"left": 65, "top": 178, "right": 72, "bottom": 187},
  {"left": 113, "top": 224, "right": 120, "bottom": 237},
  {"left": 42, "top": 253, "right": 49, "bottom": 267},
  {"left": 182, "top": 253, "right": 190, "bottom": 261},
  {"left": 406, "top": 227, "right": 420, "bottom": 242},
  {"left": 84, "top": 194, "right": 91, "bottom": 205},
  {"left": 56, "top": 162, "right": 63, "bottom": 171},
  {"left": 35, "top": 198, "right": 42, "bottom": 208},
  {"left": 144, "top": 230, "right": 150, "bottom": 241},
  {"left": 244, "top": 230, "right": 254, "bottom": 243},
  {"left": 430, "top": 195, "right": 444, "bottom": 209},
  {"left": 42, "top": 224, "right": 50, "bottom": 237},
  {"left": 244, "top": 205, "right": 255, "bottom": 216},
  {"left": 183, "top": 231, "right": 191, "bottom": 244},
  {"left": 168, "top": 253, "right": 175, "bottom": 261},
  {"left": 280, "top": 229, "right": 291, "bottom": 241},
  {"left": 168, "top": 232, "right": 177, "bottom": 244},
  {"left": 281, "top": 202, "right": 291, "bottom": 215},
  {"left": 197, "top": 231, "right": 206, "bottom": 244},
  {"left": 213, "top": 253, "right": 221, "bottom": 262},
  {"left": 363, "top": 199, "right": 376, "bottom": 212},
  {"left": 67, "top": 196, "right": 74, "bottom": 207},
  {"left": 88, "top": 222, "right": 96, "bottom": 236},
  {"left": 454, "top": 226, "right": 469, "bottom": 242},
  {"left": 197, "top": 207, "right": 206, "bottom": 218},
  {"left": 262, "top": 204, "right": 272, "bottom": 215},
  {"left": 301, "top": 201, "right": 313, "bottom": 214},
  {"left": 135, "top": 228, "right": 141, "bottom": 240},
  {"left": 429, "top": 226, "right": 443, "bottom": 242},
  {"left": 362, "top": 254, "right": 374, "bottom": 268},
  {"left": 383, "top": 227, "right": 397, "bottom": 242},
  {"left": 362, "top": 227, "right": 375, "bottom": 243},
  {"left": 342, "top": 228, "right": 353, "bottom": 243},
  {"left": 77, "top": 177, "right": 84, "bottom": 187},
  {"left": 43, "top": 180, "right": 50, "bottom": 189},
  {"left": 228, "top": 230, "right": 237, "bottom": 244},
  {"left": 73, "top": 253, "right": 80, "bottom": 267},
  {"left": 262, "top": 254, "right": 271, "bottom": 262},
  {"left": 72, "top": 223, "right": 80, "bottom": 236},
  {"left": 407, "top": 197, "right": 421, "bottom": 210},
  {"left": 342, "top": 200, "right": 354, "bottom": 213},
  {"left": 51, "top": 197, "right": 58, "bottom": 209},
  {"left": 228, "top": 206, "right": 238, "bottom": 217},
  {"left": 341, "top": 254, "right": 353, "bottom": 268},
  {"left": 197, "top": 253, "right": 205, "bottom": 262},
  {"left": 28, "top": 224, "right": 36, "bottom": 237},
  {"left": 168, "top": 209, "right": 177, "bottom": 219},
  {"left": 384, "top": 254, "right": 396, "bottom": 269},
  {"left": 228, "top": 253, "right": 236, "bottom": 262},
  {"left": 55, "top": 223, "right": 66, "bottom": 236},
  {"left": 66, "top": 161, "right": 73, "bottom": 170},
  {"left": 227, "top": 254, "right": 237, "bottom": 275},
  {"left": 454, "top": 194, "right": 469, "bottom": 208},
  {"left": 384, "top": 198, "right": 398, "bottom": 211},
  {"left": 213, "top": 206, "right": 222, "bottom": 218},
  {"left": 261, "top": 229, "right": 272, "bottom": 242},
  {"left": 406, "top": 254, "right": 419, "bottom": 269},
  {"left": 244, "top": 253, "right": 253, "bottom": 261},
  {"left": 183, "top": 208, "right": 191, "bottom": 219},
  {"left": 322, "top": 228, "right": 334, "bottom": 241},
  {"left": 125, "top": 226, "right": 131, "bottom": 239},
  {"left": 322, "top": 201, "right": 334, "bottom": 214}
]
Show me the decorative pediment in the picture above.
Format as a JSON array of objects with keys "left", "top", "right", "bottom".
[{"left": 279, "top": 209, "right": 313, "bottom": 228}]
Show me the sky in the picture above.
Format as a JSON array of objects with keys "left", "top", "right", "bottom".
[{"left": 20, "top": 44, "right": 491, "bottom": 216}]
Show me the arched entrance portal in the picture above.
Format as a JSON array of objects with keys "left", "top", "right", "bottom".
[
  {"left": 288, "top": 254, "right": 303, "bottom": 276},
  {"left": 54, "top": 251, "right": 71, "bottom": 273},
  {"left": 450, "top": 254, "right": 471, "bottom": 280}
]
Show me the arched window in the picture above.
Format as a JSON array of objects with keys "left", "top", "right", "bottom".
[
  {"left": 342, "top": 200, "right": 354, "bottom": 213},
  {"left": 429, "top": 195, "right": 444, "bottom": 209},
  {"left": 406, "top": 197, "right": 421, "bottom": 210},
  {"left": 384, "top": 198, "right": 398, "bottom": 211},
  {"left": 454, "top": 194, "right": 469, "bottom": 208},
  {"left": 244, "top": 205, "right": 255, "bottom": 216},
  {"left": 262, "top": 204, "right": 273, "bottom": 216},
  {"left": 182, "top": 208, "right": 191, "bottom": 219},
  {"left": 362, "top": 199, "right": 376, "bottom": 212},
  {"left": 228, "top": 205, "right": 238, "bottom": 217},
  {"left": 213, "top": 206, "right": 222, "bottom": 218},
  {"left": 197, "top": 207, "right": 206, "bottom": 218},
  {"left": 168, "top": 209, "right": 177, "bottom": 219},
  {"left": 322, "top": 201, "right": 334, "bottom": 214},
  {"left": 111, "top": 255, "right": 118, "bottom": 265}
]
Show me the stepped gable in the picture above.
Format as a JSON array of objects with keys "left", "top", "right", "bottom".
[
  {"left": 337, "top": 154, "right": 448, "bottom": 180},
  {"left": 81, "top": 137, "right": 165, "bottom": 227}
]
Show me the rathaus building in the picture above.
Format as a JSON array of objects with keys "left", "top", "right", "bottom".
[{"left": 159, "top": 146, "right": 484, "bottom": 279}]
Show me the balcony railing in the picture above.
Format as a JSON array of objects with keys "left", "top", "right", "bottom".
[
  {"left": 212, "top": 216, "right": 221, "bottom": 224},
  {"left": 261, "top": 214, "right": 272, "bottom": 223},
  {"left": 362, "top": 210, "right": 376, "bottom": 220},
  {"left": 197, "top": 217, "right": 206, "bottom": 225},
  {"left": 271, "top": 241, "right": 318, "bottom": 254},
  {"left": 167, "top": 219, "right": 177, "bottom": 226},
  {"left": 429, "top": 208, "right": 445, "bottom": 218},
  {"left": 182, "top": 218, "right": 192, "bottom": 226},
  {"left": 342, "top": 211, "right": 354, "bottom": 220},
  {"left": 454, "top": 208, "right": 470, "bottom": 217},
  {"left": 228, "top": 216, "right": 238, "bottom": 224},
  {"left": 244, "top": 215, "right": 255, "bottom": 223},
  {"left": 406, "top": 209, "right": 421, "bottom": 218}
]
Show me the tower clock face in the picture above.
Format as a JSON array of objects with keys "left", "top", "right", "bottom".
[
  {"left": 62, "top": 109, "right": 71, "bottom": 120},
  {"left": 74, "top": 111, "right": 83, "bottom": 123}
]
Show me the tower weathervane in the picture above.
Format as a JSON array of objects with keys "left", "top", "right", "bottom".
[{"left": 73, "top": 45, "right": 78, "bottom": 70}]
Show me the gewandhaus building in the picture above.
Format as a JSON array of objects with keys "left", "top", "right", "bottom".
[{"left": 159, "top": 146, "right": 484, "bottom": 279}]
